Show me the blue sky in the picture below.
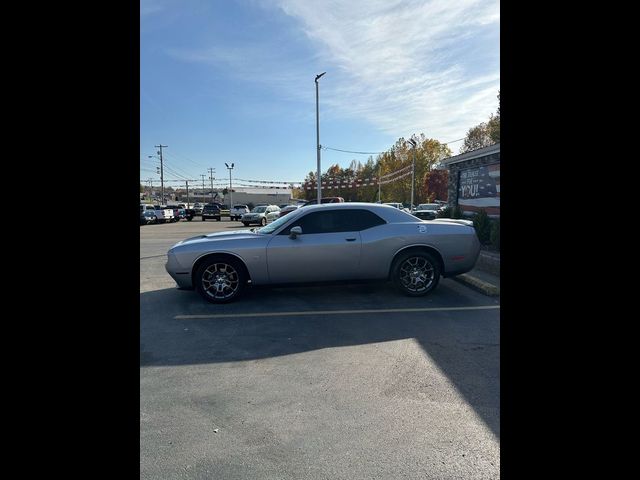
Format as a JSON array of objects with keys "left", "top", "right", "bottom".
[{"left": 140, "top": 0, "right": 499, "bottom": 188}]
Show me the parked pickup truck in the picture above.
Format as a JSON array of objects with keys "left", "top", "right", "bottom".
[
  {"left": 168, "top": 204, "right": 196, "bottom": 221},
  {"left": 141, "top": 204, "right": 175, "bottom": 223}
]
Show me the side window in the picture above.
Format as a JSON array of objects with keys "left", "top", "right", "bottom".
[
  {"left": 278, "top": 209, "right": 385, "bottom": 235},
  {"left": 348, "top": 209, "right": 386, "bottom": 230}
]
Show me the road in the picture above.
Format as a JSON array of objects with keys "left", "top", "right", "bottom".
[{"left": 140, "top": 218, "right": 500, "bottom": 479}]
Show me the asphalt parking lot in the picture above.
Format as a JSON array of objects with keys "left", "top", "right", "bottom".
[{"left": 140, "top": 218, "right": 500, "bottom": 479}]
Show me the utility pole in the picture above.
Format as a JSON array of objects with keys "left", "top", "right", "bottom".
[
  {"left": 185, "top": 180, "right": 189, "bottom": 208},
  {"left": 225, "top": 163, "right": 235, "bottom": 209},
  {"left": 408, "top": 138, "right": 417, "bottom": 210},
  {"left": 155, "top": 144, "right": 167, "bottom": 204},
  {"left": 378, "top": 167, "right": 381, "bottom": 203},
  {"left": 315, "top": 72, "right": 326, "bottom": 204},
  {"left": 208, "top": 168, "right": 216, "bottom": 203},
  {"left": 200, "top": 174, "right": 206, "bottom": 203}
]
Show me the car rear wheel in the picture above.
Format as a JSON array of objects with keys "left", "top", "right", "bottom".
[
  {"left": 195, "top": 257, "right": 246, "bottom": 303},
  {"left": 243, "top": 222, "right": 249, "bottom": 227},
  {"left": 392, "top": 251, "right": 440, "bottom": 297}
]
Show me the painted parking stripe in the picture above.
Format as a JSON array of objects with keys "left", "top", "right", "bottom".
[{"left": 175, "top": 305, "right": 500, "bottom": 320}]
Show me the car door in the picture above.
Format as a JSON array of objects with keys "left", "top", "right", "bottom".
[{"left": 266, "top": 209, "right": 362, "bottom": 283}]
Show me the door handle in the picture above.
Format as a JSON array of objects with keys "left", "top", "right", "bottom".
[{"left": 345, "top": 237, "right": 356, "bottom": 242}]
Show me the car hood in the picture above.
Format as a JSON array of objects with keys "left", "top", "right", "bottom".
[{"left": 173, "top": 229, "right": 261, "bottom": 248}]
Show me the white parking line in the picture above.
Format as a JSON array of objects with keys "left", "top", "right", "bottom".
[{"left": 175, "top": 305, "right": 500, "bottom": 320}]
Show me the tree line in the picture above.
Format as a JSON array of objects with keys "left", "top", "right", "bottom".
[{"left": 296, "top": 91, "right": 500, "bottom": 205}]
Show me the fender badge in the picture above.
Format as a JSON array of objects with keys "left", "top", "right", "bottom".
[{"left": 418, "top": 225, "right": 427, "bottom": 233}]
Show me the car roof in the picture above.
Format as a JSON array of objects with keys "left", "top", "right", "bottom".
[{"left": 267, "top": 202, "right": 417, "bottom": 233}]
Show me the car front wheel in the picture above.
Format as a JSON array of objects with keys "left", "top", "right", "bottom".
[
  {"left": 195, "top": 257, "right": 246, "bottom": 303},
  {"left": 392, "top": 251, "right": 440, "bottom": 297},
  {"left": 260, "top": 217, "right": 266, "bottom": 226}
]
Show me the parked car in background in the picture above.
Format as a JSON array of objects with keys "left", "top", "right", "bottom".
[
  {"left": 299, "top": 197, "right": 345, "bottom": 208},
  {"left": 219, "top": 204, "right": 230, "bottom": 218},
  {"left": 384, "top": 202, "right": 413, "bottom": 213},
  {"left": 142, "top": 204, "right": 175, "bottom": 223},
  {"left": 166, "top": 205, "right": 183, "bottom": 222},
  {"left": 278, "top": 204, "right": 300, "bottom": 217},
  {"left": 383, "top": 202, "right": 404, "bottom": 210},
  {"left": 241, "top": 205, "right": 280, "bottom": 226},
  {"left": 201, "top": 203, "right": 221, "bottom": 221},
  {"left": 230, "top": 204, "right": 250, "bottom": 221},
  {"left": 140, "top": 210, "right": 158, "bottom": 225},
  {"left": 265, "top": 209, "right": 282, "bottom": 224},
  {"left": 193, "top": 203, "right": 204, "bottom": 215},
  {"left": 412, "top": 203, "right": 443, "bottom": 220},
  {"left": 166, "top": 203, "right": 481, "bottom": 303}
]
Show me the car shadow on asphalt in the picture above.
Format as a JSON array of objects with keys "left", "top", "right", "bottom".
[{"left": 140, "top": 281, "right": 500, "bottom": 438}]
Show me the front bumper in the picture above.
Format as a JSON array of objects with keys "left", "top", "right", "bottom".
[{"left": 165, "top": 253, "right": 193, "bottom": 289}]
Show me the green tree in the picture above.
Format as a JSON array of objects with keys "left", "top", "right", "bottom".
[
  {"left": 460, "top": 123, "right": 493, "bottom": 153},
  {"left": 460, "top": 91, "right": 500, "bottom": 153},
  {"left": 488, "top": 92, "right": 500, "bottom": 143}
]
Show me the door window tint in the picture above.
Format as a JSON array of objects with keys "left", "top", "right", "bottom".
[{"left": 279, "top": 209, "right": 385, "bottom": 235}]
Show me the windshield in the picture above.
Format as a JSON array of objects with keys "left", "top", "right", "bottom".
[
  {"left": 255, "top": 213, "right": 291, "bottom": 234},
  {"left": 418, "top": 204, "right": 439, "bottom": 210},
  {"left": 252, "top": 206, "right": 267, "bottom": 213}
]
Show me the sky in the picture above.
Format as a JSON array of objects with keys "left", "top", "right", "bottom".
[{"left": 140, "top": 0, "right": 499, "bottom": 189}]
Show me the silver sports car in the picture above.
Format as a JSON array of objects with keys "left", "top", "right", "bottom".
[{"left": 166, "top": 203, "right": 481, "bottom": 303}]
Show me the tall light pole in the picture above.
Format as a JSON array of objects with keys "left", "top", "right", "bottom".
[
  {"left": 315, "top": 72, "right": 326, "bottom": 204},
  {"left": 225, "top": 163, "right": 235, "bottom": 209},
  {"left": 408, "top": 138, "right": 417, "bottom": 210},
  {"left": 200, "top": 174, "right": 206, "bottom": 203}
]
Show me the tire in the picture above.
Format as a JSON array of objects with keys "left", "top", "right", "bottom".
[
  {"left": 216, "top": 217, "right": 221, "bottom": 221},
  {"left": 392, "top": 251, "right": 440, "bottom": 297},
  {"left": 187, "top": 217, "right": 192, "bottom": 222},
  {"left": 243, "top": 222, "right": 249, "bottom": 227},
  {"left": 194, "top": 256, "right": 246, "bottom": 303},
  {"left": 260, "top": 217, "right": 266, "bottom": 226},
  {"left": 202, "top": 217, "right": 206, "bottom": 221}
]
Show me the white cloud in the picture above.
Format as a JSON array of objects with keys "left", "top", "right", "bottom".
[
  {"left": 168, "top": 0, "right": 499, "bottom": 141},
  {"left": 140, "top": 0, "right": 165, "bottom": 16},
  {"left": 270, "top": 0, "right": 500, "bottom": 140}
]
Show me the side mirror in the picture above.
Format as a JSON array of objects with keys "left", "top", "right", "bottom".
[{"left": 289, "top": 226, "right": 302, "bottom": 239}]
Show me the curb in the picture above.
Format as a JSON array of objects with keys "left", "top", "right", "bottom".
[{"left": 454, "top": 274, "right": 500, "bottom": 297}]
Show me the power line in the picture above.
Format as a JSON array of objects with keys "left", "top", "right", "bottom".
[
  {"left": 163, "top": 149, "right": 208, "bottom": 170},
  {"left": 162, "top": 152, "right": 201, "bottom": 178},
  {"left": 323, "top": 147, "right": 384, "bottom": 155},
  {"left": 322, "top": 137, "right": 466, "bottom": 156},
  {"left": 162, "top": 164, "right": 190, "bottom": 181}
]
